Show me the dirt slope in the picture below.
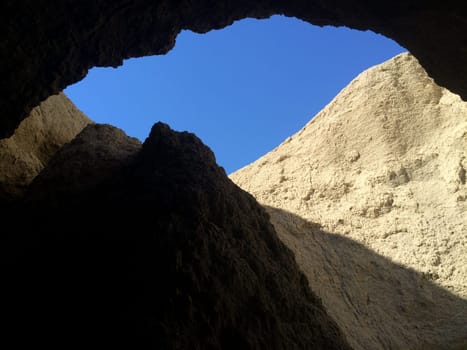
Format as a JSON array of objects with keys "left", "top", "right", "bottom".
[{"left": 231, "top": 53, "right": 467, "bottom": 350}]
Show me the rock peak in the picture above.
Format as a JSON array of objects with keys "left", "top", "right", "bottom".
[
  {"left": 142, "top": 120, "right": 219, "bottom": 174},
  {"left": 4, "top": 120, "right": 351, "bottom": 349}
]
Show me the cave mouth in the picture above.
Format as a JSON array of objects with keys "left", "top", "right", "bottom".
[{"left": 65, "top": 15, "right": 405, "bottom": 174}]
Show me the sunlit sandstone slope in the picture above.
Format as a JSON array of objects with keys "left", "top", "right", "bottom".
[{"left": 231, "top": 53, "right": 467, "bottom": 350}]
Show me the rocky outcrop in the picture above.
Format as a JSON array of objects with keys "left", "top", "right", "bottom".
[
  {"left": 26, "top": 123, "right": 141, "bottom": 204},
  {"left": 1, "top": 1, "right": 467, "bottom": 138},
  {"left": 231, "top": 53, "right": 467, "bottom": 350},
  {"left": 2, "top": 122, "right": 351, "bottom": 349},
  {"left": 0, "top": 92, "right": 91, "bottom": 201}
]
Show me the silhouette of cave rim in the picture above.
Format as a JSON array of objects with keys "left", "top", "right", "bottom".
[{"left": 1, "top": 2, "right": 466, "bottom": 138}]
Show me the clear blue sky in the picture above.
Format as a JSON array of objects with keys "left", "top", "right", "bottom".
[{"left": 65, "top": 15, "right": 405, "bottom": 174}]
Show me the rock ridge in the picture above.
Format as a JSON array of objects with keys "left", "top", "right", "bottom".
[{"left": 3, "top": 121, "right": 351, "bottom": 350}]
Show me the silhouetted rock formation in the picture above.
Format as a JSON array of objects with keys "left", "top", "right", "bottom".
[
  {"left": 231, "top": 53, "right": 467, "bottom": 349},
  {"left": 2, "top": 122, "right": 351, "bottom": 350},
  {"left": 0, "top": 92, "right": 91, "bottom": 201},
  {"left": 1, "top": 1, "right": 467, "bottom": 138},
  {"left": 26, "top": 123, "right": 142, "bottom": 205}
]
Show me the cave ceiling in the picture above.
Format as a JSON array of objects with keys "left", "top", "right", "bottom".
[{"left": 1, "top": 1, "right": 466, "bottom": 138}]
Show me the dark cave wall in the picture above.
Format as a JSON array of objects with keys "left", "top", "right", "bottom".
[
  {"left": 1, "top": 0, "right": 466, "bottom": 138},
  {"left": 2, "top": 122, "right": 352, "bottom": 349}
]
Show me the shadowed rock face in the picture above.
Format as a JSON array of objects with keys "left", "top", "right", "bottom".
[
  {"left": 0, "top": 93, "right": 91, "bottom": 201},
  {"left": 264, "top": 206, "right": 467, "bottom": 350},
  {"left": 1, "top": 1, "right": 467, "bottom": 138},
  {"left": 2, "top": 122, "right": 351, "bottom": 350}
]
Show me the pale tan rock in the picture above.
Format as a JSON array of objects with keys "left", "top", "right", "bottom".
[
  {"left": 231, "top": 53, "right": 467, "bottom": 350},
  {"left": 0, "top": 93, "right": 92, "bottom": 200}
]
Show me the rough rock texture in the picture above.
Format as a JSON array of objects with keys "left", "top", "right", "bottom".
[
  {"left": 26, "top": 123, "right": 142, "bottom": 204},
  {"left": 1, "top": 1, "right": 467, "bottom": 138},
  {"left": 0, "top": 92, "right": 91, "bottom": 200},
  {"left": 231, "top": 53, "right": 467, "bottom": 350},
  {"left": 2, "top": 122, "right": 351, "bottom": 350}
]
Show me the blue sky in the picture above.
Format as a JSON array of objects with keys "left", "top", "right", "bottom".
[{"left": 65, "top": 15, "right": 405, "bottom": 174}]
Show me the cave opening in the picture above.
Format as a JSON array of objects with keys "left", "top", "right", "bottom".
[
  {"left": 2, "top": 6, "right": 467, "bottom": 349},
  {"left": 64, "top": 15, "right": 405, "bottom": 174}
]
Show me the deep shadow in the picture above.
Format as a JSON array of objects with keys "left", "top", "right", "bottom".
[
  {"left": 264, "top": 205, "right": 467, "bottom": 350},
  {"left": 0, "top": 123, "right": 351, "bottom": 350}
]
